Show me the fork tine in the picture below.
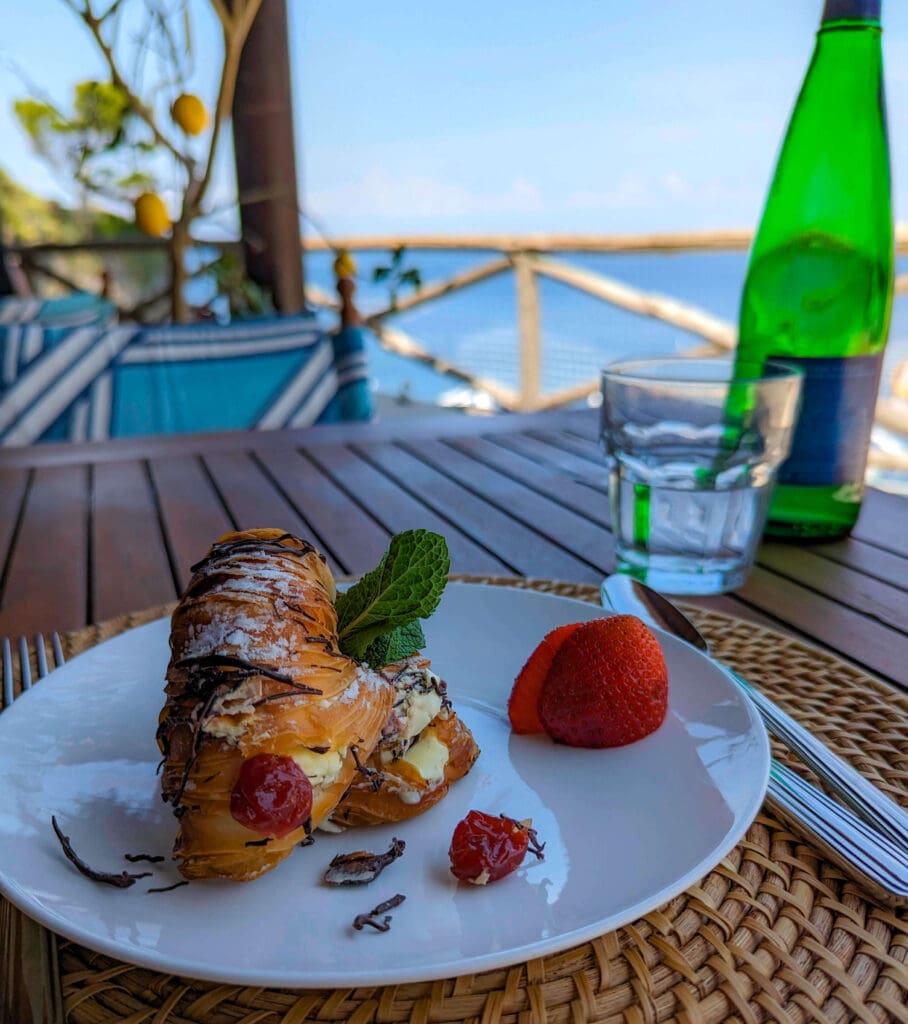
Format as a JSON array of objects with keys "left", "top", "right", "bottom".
[
  {"left": 18, "top": 637, "right": 32, "bottom": 690},
  {"left": 2, "top": 638, "right": 12, "bottom": 706},
  {"left": 35, "top": 634, "right": 49, "bottom": 678},
  {"left": 51, "top": 632, "right": 64, "bottom": 669}
]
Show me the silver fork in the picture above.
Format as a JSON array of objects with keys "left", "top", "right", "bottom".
[{"left": 1, "top": 633, "right": 65, "bottom": 1024}]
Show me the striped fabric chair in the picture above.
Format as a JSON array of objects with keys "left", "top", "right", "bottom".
[
  {"left": 0, "top": 313, "right": 373, "bottom": 446},
  {"left": 0, "top": 292, "right": 117, "bottom": 329}
]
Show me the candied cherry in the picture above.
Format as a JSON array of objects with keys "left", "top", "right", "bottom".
[
  {"left": 230, "top": 753, "right": 313, "bottom": 838},
  {"left": 448, "top": 810, "right": 544, "bottom": 884}
]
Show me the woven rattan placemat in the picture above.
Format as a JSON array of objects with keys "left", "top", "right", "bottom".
[{"left": 5, "top": 576, "right": 908, "bottom": 1024}]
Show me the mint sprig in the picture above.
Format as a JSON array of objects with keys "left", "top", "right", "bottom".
[
  {"left": 336, "top": 530, "right": 449, "bottom": 666},
  {"left": 363, "top": 621, "right": 426, "bottom": 667}
]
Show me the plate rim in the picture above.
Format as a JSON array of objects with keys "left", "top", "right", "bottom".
[{"left": 0, "top": 582, "right": 771, "bottom": 987}]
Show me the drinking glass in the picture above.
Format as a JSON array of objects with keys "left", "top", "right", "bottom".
[{"left": 600, "top": 357, "right": 803, "bottom": 595}]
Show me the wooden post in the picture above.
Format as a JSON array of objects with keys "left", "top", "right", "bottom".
[
  {"left": 231, "top": 0, "right": 305, "bottom": 313},
  {"left": 513, "top": 252, "right": 542, "bottom": 411}
]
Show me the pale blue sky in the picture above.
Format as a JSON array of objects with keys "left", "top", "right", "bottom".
[{"left": 2, "top": 1, "right": 907, "bottom": 237}]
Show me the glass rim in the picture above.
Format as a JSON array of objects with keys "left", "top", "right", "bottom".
[{"left": 600, "top": 356, "right": 804, "bottom": 387}]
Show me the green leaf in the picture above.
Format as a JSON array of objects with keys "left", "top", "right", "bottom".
[
  {"left": 362, "top": 621, "right": 426, "bottom": 668},
  {"left": 336, "top": 530, "right": 449, "bottom": 661},
  {"left": 373, "top": 266, "right": 391, "bottom": 282},
  {"left": 73, "top": 80, "right": 130, "bottom": 134}
]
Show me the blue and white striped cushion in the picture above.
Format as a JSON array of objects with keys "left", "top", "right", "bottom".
[
  {"left": 0, "top": 293, "right": 116, "bottom": 329},
  {"left": 0, "top": 313, "right": 373, "bottom": 445}
]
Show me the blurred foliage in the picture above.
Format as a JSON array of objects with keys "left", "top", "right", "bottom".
[
  {"left": 9, "top": 0, "right": 269, "bottom": 320},
  {"left": 0, "top": 166, "right": 167, "bottom": 305},
  {"left": 204, "top": 250, "right": 274, "bottom": 320},
  {"left": 373, "top": 245, "right": 422, "bottom": 310},
  {"left": 15, "top": 79, "right": 155, "bottom": 202}
]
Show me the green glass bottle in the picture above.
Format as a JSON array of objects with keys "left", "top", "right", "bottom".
[{"left": 736, "top": 0, "right": 893, "bottom": 539}]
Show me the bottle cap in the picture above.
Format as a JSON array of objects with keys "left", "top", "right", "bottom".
[{"left": 821, "top": 0, "right": 881, "bottom": 23}]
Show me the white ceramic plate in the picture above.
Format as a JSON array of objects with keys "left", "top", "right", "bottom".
[{"left": 0, "top": 583, "right": 769, "bottom": 987}]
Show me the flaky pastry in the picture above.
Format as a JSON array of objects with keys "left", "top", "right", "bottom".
[
  {"left": 157, "top": 529, "right": 393, "bottom": 881},
  {"left": 326, "top": 658, "right": 480, "bottom": 829}
]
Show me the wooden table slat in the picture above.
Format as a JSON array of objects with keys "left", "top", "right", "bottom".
[
  {"left": 310, "top": 443, "right": 512, "bottom": 575},
  {"left": 202, "top": 451, "right": 344, "bottom": 576},
  {"left": 255, "top": 446, "right": 392, "bottom": 574},
  {"left": 492, "top": 429, "right": 611, "bottom": 485},
  {"left": 450, "top": 434, "right": 610, "bottom": 528},
  {"left": 147, "top": 454, "right": 236, "bottom": 589},
  {"left": 738, "top": 565, "right": 908, "bottom": 685},
  {"left": 361, "top": 441, "right": 602, "bottom": 583},
  {"left": 807, "top": 534, "right": 908, "bottom": 592},
  {"left": 91, "top": 461, "right": 177, "bottom": 621},
  {"left": 759, "top": 541, "right": 908, "bottom": 636},
  {"left": 406, "top": 437, "right": 613, "bottom": 574},
  {"left": 0, "top": 467, "right": 29, "bottom": 585},
  {"left": 0, "top": 465, "right": 91, "bottom": 634},
  {"left": 850, "top": 487, "right": 908, "bottom": 556}
]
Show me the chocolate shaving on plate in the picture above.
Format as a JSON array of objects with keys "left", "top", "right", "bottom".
[
  {"left": 51, "top": 817, "right": 152, "bottom": 888},
  {"left": 324, "top": 838, "right": 405, "bottom": 885},
  {"left": 124, "top": 852, "right": 166, "bottom": 864},
  {"left": 352, "top": 893, "right": 406, "bottom": 932},
  {"left": 147, "top": 880, "right": 190, "bottom": 894}
]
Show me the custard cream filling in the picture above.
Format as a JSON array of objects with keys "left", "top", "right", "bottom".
[
  {"left": 402, "top": 686, "right": 444, "bottom": 740},
  {"left": 401, "top": 728, "right": 449, "bottom": 784},
  {"left": 290, "top": 745, "right": 346, "bottom": 787}
]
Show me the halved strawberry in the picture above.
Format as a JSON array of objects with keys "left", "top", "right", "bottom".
[
  {"left": 508, "top": 622, "right": 584, "bottom": 734},
  {"left": 538, "top": 615, "right": 668, "bottom": 748}
]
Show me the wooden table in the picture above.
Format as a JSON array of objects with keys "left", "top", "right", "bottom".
[
  {"left": 1, "top": 407, "right": 907, "bottom": 690},
  {"left": 3, "top": 408, "right": 908, "bottom": 1024}
]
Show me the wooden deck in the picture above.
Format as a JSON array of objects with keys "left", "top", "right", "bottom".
[{"left": 1, "top": 407, "right": 906, "bottom": 691}]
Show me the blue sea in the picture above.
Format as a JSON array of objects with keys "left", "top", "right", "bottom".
[{"left": 303, "top": 247, "right": 908, "bottom": 411}]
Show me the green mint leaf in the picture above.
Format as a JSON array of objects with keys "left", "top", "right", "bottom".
[
  {"left": 336, "top": 530, "right": 449, "bottom": 661},
  {"left": 362, "top": 621, "right": 426, "bottom": 668}
]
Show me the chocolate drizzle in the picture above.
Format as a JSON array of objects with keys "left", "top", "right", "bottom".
[
  {"left": 176, "top": 653, "right": 297, "bottom": 686},
  {"left": 189, "top": 534, "right": 316, "bottom": 575},
  {"left": 351, "top": 745, "right": 383, "bottom": 791}
]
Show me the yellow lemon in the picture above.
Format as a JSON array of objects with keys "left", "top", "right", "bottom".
[
  {"left": 134, "top": 192, "right": 170, "bottom": 238},
  {"left": 333, "top": 249, "right": 357, "bottom": 278},
  {"left": 171, "top": 93, "right": 208, "bottom": 136}
]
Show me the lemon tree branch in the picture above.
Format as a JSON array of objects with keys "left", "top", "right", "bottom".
[
  {"left": 64, "top": 0, "right": 193, "bottom": 174},
  {"left": 183, "top": 0, "right": 262, "bottom": 222}
]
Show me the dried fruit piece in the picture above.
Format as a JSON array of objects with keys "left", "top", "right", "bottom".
[
  {"left": 448, "top": 810, "right": 544, "bottom": 884},
  {"left": 508, "top": 622, "right": 583, "bottom": 734},
  {"left": 230, "top": 754, "right": 313, "bottom": 838}
]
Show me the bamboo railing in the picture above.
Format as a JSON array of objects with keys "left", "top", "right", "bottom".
[
  {"left": 308, "top": 232, "right": 908, "bottom": 476},
  {"left": 8, "top": 230, "right": 908, "bottom": 471}
]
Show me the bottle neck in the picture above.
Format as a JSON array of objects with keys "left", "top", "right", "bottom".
[{"left": 821, "top": 0, "right": 881, "bottom": 25}]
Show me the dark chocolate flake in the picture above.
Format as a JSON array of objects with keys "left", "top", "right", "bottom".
[
  {"left": 147, "top": 880, "right": 190, "bottom": 894},
  {"left": 353, "top": 893, "right": 406, "bottom": 932},
  {"left": 351, "top": 745, "right": 383, "bottom": 792},
  {"left": 51, "top": 817, "right": 152, "bottom": 888},
  {"left": 324, "top": 838, "right": 405, "bottom": 886},
  {"left": 124, "top": 853, "right": 166, "bottom": 864},
  {"left": 244, "top": 837, "right": 273, "bottom": 847}
]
